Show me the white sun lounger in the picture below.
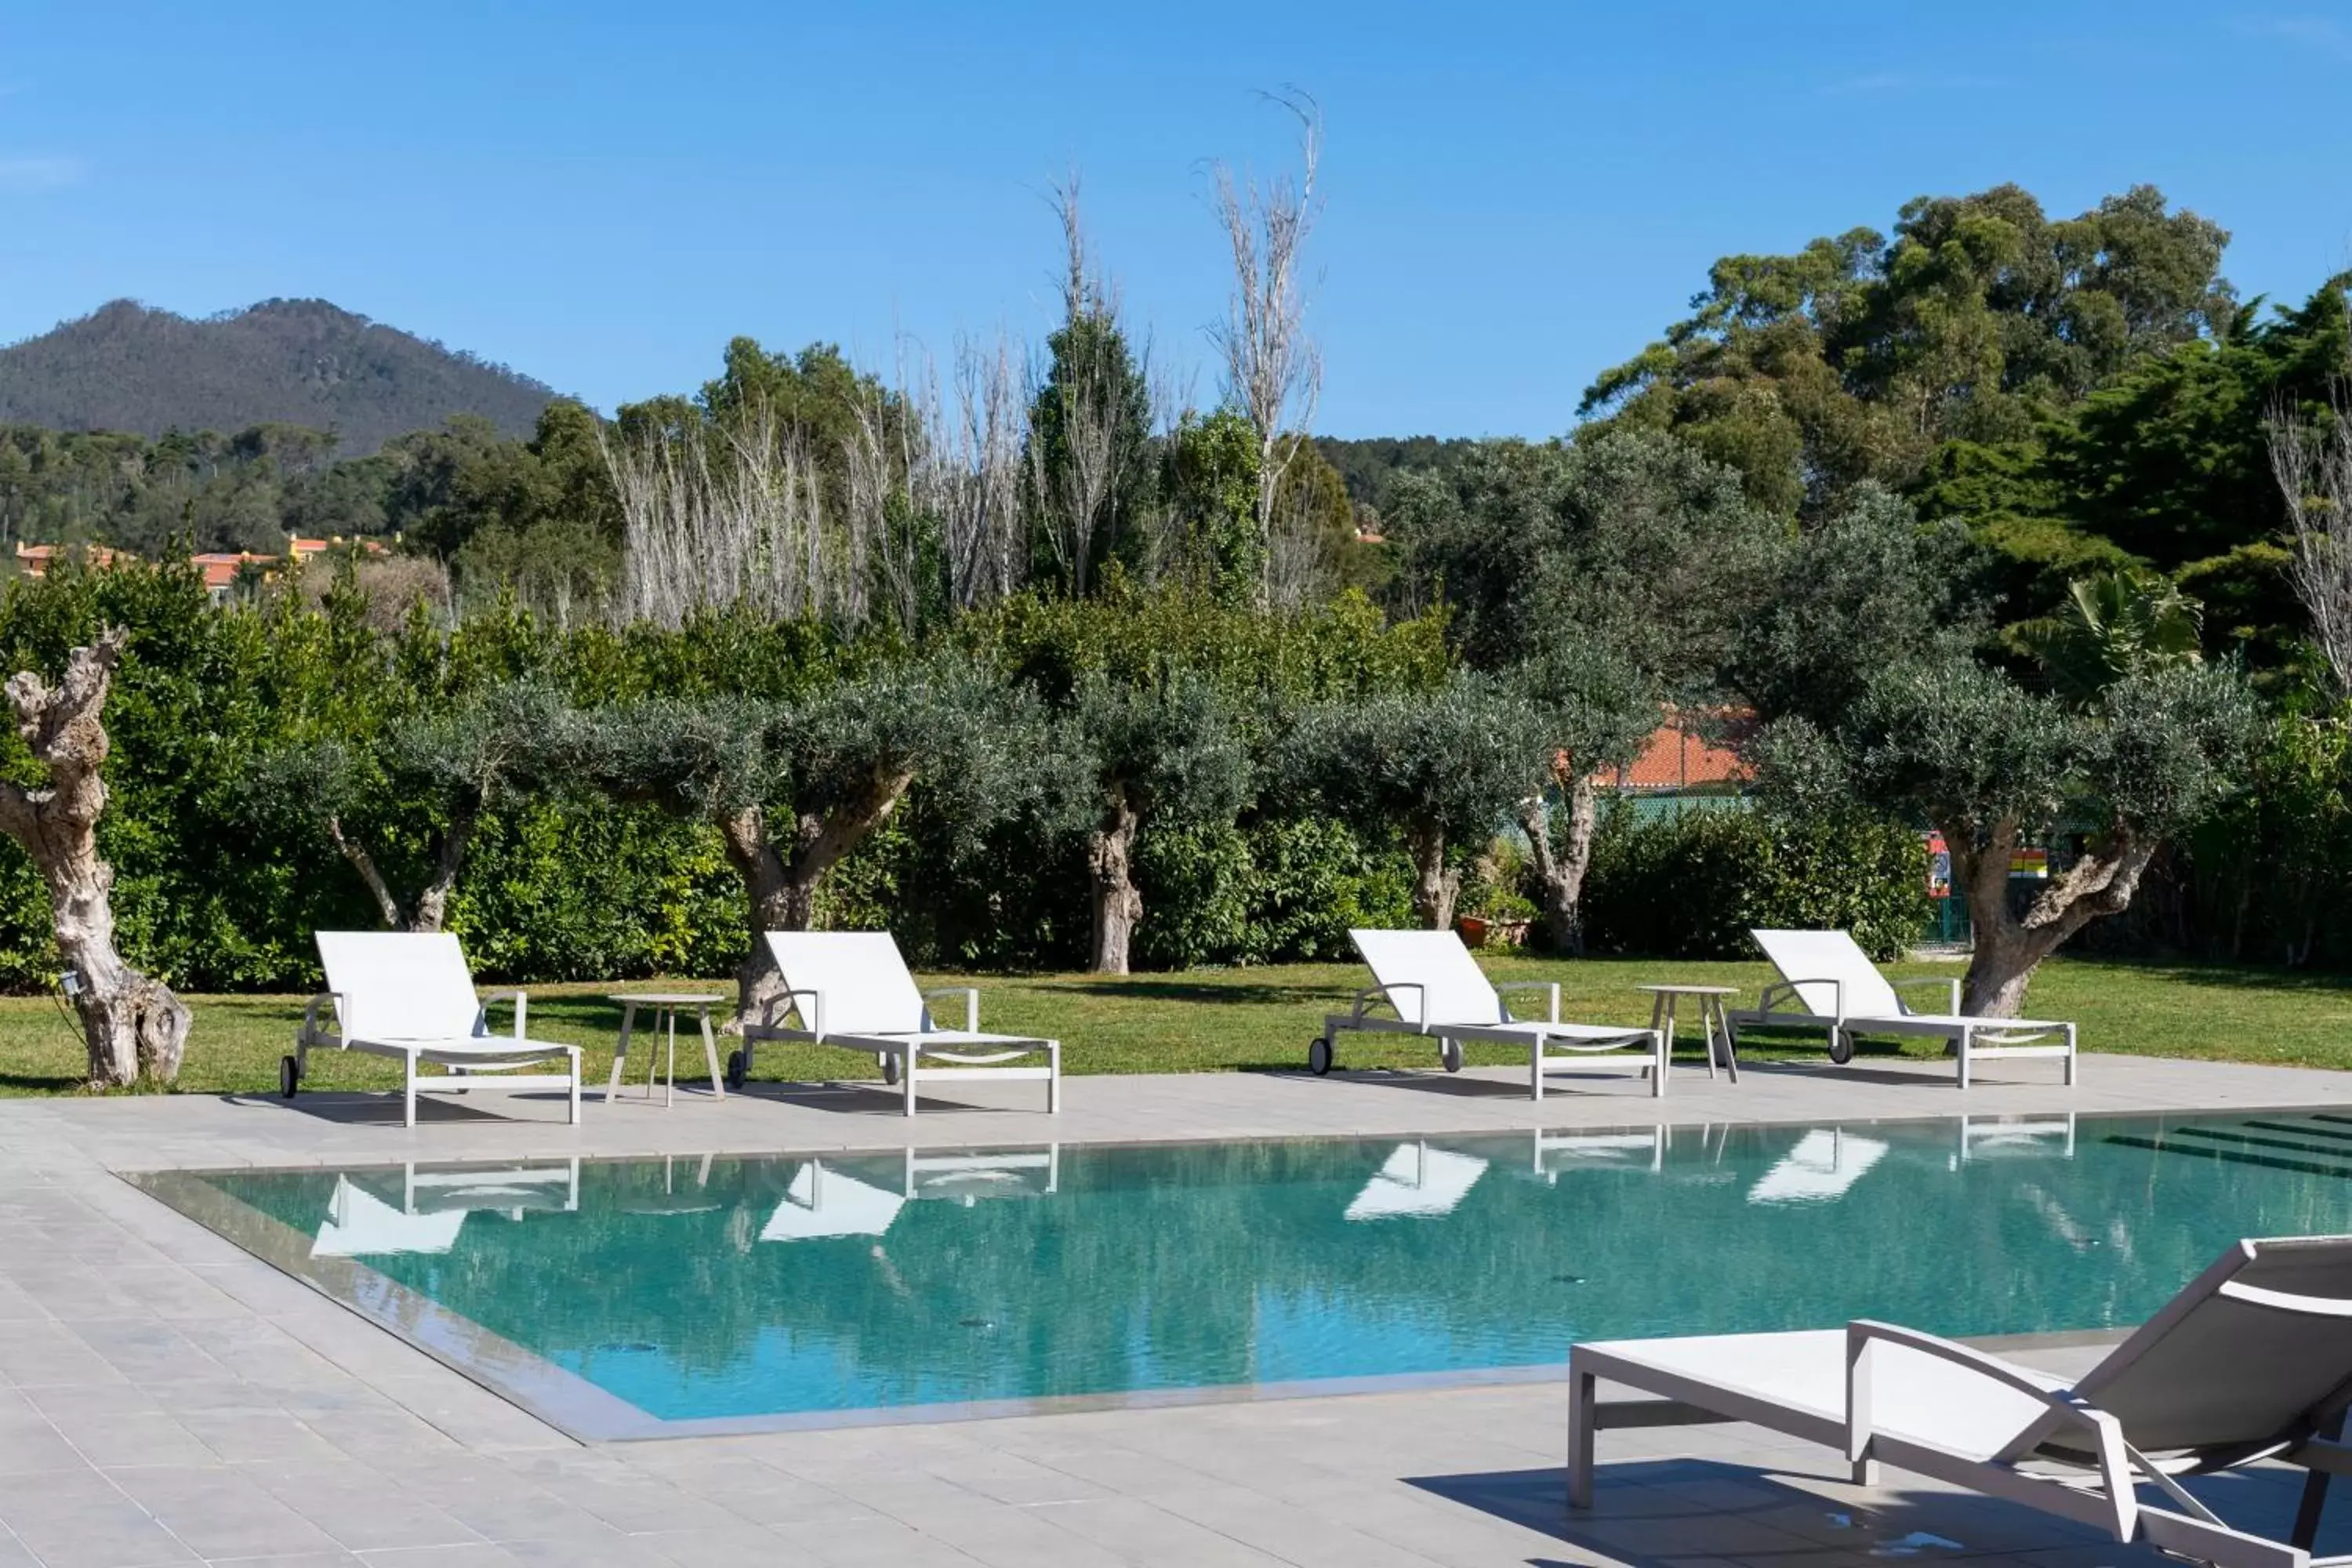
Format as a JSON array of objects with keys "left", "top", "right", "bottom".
[
  {"left": 761, "top": 1145, "right": 1062, "bottom": 1242},
  {"left": 1312, "top": 929, "right": 1665, "bottom": 1098},
  {"left": 289, "top": 932, "right": 583, "bottom": 1127},
  {"left": 1745, "top": 1127, "right": 1889, "bottom": 1206},
  {"left": 312, "top": 1160, "right": 580, "bottom": 1258},
  {"left": 735, "top": 931, "right": 1059, "bottom": 1116},
  {"left": 1570, "top": 1235, "right": 2352, "bottom": 1566},
  {"left": 1345, "top": 1142, "right": 1490, "bottom": 1221},
  {"left": 1726, "top": 928, "right": 2075, "bottom": 1088}
]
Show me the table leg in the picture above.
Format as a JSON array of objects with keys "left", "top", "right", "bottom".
[
  {"left": 664, "top": 1009, "right": 677, "bottom": 1109},
  {"left": 607, "top": 1004, "right": 634, "bottom": 1103},
  {"left": 699, "top": 1008, "right": 725, "bottom": 1100},
  {"left": 1645, "top": 993, "right": 1664, "bottom": 1080},
  {"left": 1715, "top": 997, "right": 1740, "bottom": 1083}
]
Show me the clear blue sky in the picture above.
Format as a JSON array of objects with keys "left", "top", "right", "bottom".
[{"left": 3, "top": 1, "right": 2350, "bottom": 437}]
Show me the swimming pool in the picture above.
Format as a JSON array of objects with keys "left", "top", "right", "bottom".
[{"left": 132, "top": 1109, "right": 2352, "bottom": 1437}]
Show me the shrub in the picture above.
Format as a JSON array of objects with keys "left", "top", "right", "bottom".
[
  {"left": 1581, "top": 802, "right": 1929, "bottom": 960},
  {"left": 1136, "top": 818, "right": 1414, "bottom": 970}
]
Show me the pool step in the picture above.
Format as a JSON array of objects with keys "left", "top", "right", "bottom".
[{"left": 2105, "top": 1120, "right": 2352, "bottom": 1181}]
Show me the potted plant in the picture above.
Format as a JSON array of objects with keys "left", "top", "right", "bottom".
[{"left": 1457, "top": 886, "right": 1537, "bottom": 949}]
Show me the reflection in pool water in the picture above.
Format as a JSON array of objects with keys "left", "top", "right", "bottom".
[{"left": 180, "top": 1111, "right": 2352, "bottom": 1423}]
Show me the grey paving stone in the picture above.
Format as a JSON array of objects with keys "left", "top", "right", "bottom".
[
  {"left": 107, "top": 1465, "right": 345, "bottom": 1560},
  {"left": 344, "top": 1546, "right": 529, "bottom": 1566},
  {"left": 0, "top": 1056, "right": 2344, "bottom": 1566},
  {"left": 244, "top": 1459, "right": 489, "bottom": 1553},
  {"left": 53, "top": 1410, "right": 220, "bottom": 1470},
  {"left": 0, "top": 1497, "right": 197, "bottom": 1568}
]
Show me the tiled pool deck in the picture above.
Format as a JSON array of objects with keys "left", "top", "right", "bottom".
[{"left": 5, "top": 1051, "right": 2352, "bottom": 1566}]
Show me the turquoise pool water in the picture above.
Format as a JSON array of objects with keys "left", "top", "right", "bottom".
[{"left": 158, "top": 1111, "right": 2352, "bottom": 1428}]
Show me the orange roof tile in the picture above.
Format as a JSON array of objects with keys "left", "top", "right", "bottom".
[{"left": 1610, "top": 710, "right": 1753, "bottom": 792}]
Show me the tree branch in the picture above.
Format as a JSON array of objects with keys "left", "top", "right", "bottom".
[
  {"left": 788, "top": 768, "right": 917, "bottom": 894},
  {"left": 325, "top": 813, "right": 406, "bottom": 931}
]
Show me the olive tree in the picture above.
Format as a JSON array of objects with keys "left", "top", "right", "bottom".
[
  {"left": 1279, "top": 673, "right": 1549, "bottom": 930},
  {"left": 1740, "top": 490, "right": 2257, "bottom": 1014},
  {"left": 252, "top": 684, "right": 562, "bottom": 933},
  {"left": 563, "top": 653, "right": 1055, "bottom": 1021},
  {"left": 1068, "top": 671, "right": 1250, "bottom": 974},
  {"left": 1773, "top": 655, "right": 2257, "bottom": 1014},
  {"left": 1508, "top": 641, "right": 1655, "bottom": 953},
  {"left": 1384, "top": 431, "right": 1784, "bottom": 948},
  {"left": 0, "top": 630, "right": 191, "bottom": 1086}
]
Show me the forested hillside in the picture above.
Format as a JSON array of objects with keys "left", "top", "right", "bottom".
[{"left": 0, "top": 298, "right": 555, "bottom": 455}]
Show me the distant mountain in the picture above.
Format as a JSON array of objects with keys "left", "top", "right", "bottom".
[{"left": 0, "top": 298, "right": 557, "bottom": 454}]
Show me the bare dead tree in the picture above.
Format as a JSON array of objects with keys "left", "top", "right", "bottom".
[
  {"left": 604, "top": 403, "right": 826, "bottom": 628},
  {"left": 0, "top": 630, "right": 191, "bottom": 1086},
  {"left": 1208, "top": 90, "right": 1324, "bottom": 608},
  {"left": 1031, "top": 177, "right": 1137, "bottom": 597},
  {"left": 916, "top": 332, "right": 1032, "bottom": 610},
  {"left": 840, "top": 390, "right": 887, "bottom": 631},
  {"left": 2272, "top": 376, "right": 2352, "bottom": 695}
]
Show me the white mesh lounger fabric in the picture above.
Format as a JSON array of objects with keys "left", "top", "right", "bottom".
[
  {"left": 1726, "top": 927, "right": 2075, "bottom": 1088},
  {"left": 1569, "top": 1235, "right": 2352, "bottom": 1566},
  {"left": 1311, "top": 929, "right": 1666, "bottom": 1099},
  {"left": 735, "top": 931, "right": 1058, "bottom": 1117},
  {"left": 290, "top": 932, "right": 583, "bottom": 1127}
]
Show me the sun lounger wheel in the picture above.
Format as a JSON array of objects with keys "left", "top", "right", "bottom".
[
  {"left": 279, "top": 1054, "right": 299, "bottom": 1098},
  {"left": 1828, "top": 1029, "right": 1855, "bottom": 1065},
  {"left": 881, "top": 1053, "right": 901, "bottom": 1086},
  {"left": 1441, "top": 1038, "right": 1463, "bottom": 1073},
  {"left": 724, "top": 1050, "right": 746, "bottom": 1091},
  {"left": 1308, "top": 1035, "right": 1334, "bottom": 1076}
]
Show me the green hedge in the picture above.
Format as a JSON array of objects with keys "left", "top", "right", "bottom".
[
  {"left": 1580, "top": 801, "right": 1929, "bottom": 961},
  {"left": 0, "top": 561, "right": 1922, "bottom": 992}
]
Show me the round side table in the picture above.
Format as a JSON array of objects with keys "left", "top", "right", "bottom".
[{"left": 607, "top": 993, "right": 728, "bottom": 1106}]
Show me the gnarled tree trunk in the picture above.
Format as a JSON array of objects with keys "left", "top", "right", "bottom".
[
  {"left": 717, "top": 805, "right": 798, "bottom": 1030},
  {"left": 1088, "top": 789, "right": 1142, "bottom": 975},
  {"left": 1519, "top": 773, "right": 1599, "bottom": 955},
  {"left": 1404, "top": 819, "right": 1458, "bottom": 931},
  {"left": 0, "top": 630, "right": 191, "bottom": 1087},
  {"left": 1948, "top": 812, "right": 2158, "bottom": 1016},
  {"left": 717, "top": 768, "right": 916, "bottom": 1027}
]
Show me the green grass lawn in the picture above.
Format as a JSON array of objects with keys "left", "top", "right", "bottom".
[{"left": 3, "top": 952, "right": 2350, "bottom": 1098}]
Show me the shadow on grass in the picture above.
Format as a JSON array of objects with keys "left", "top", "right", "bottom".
[
  {"left": 2060, "top": 956, "right": 2352, "bottom": 995},
  {"left": 0, "top": 1070, "right": 82, "bottom": 1093},
  {"left": 1039, "top": 978, "right": 1339, "bottom": 1007}
]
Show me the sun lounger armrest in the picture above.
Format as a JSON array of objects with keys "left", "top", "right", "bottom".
[
  {"left": 2216, "top": 1280, "right": 2352, "bottom": 1317},
  {"left": 757, "top": 988, "right": 823, "bottom": 1036},
  {"left": 1889, "top": 976, "right": 1962, "bottom": 1015},
  {"left": 477, "top": 988, "right": 528, "bottom": 1039},
  {"left": 1352, "top": 983, "right": 1421, "bottom": 1025},
  {"left": 1844, "top": 1320, "right": 2137, "bottom": 1540},
  {"left": 1494, "top": 981, "right": 1559, "bottom": 1024},
  {"left": 923, "top": 986, "right": 979, "bottom": 1032},
  {"left": 1764, "top": 976, "right": 1844, "bottom": 1021},
  {"left": 299, "top": 992, "right": 345, "bottom": 1048}
]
